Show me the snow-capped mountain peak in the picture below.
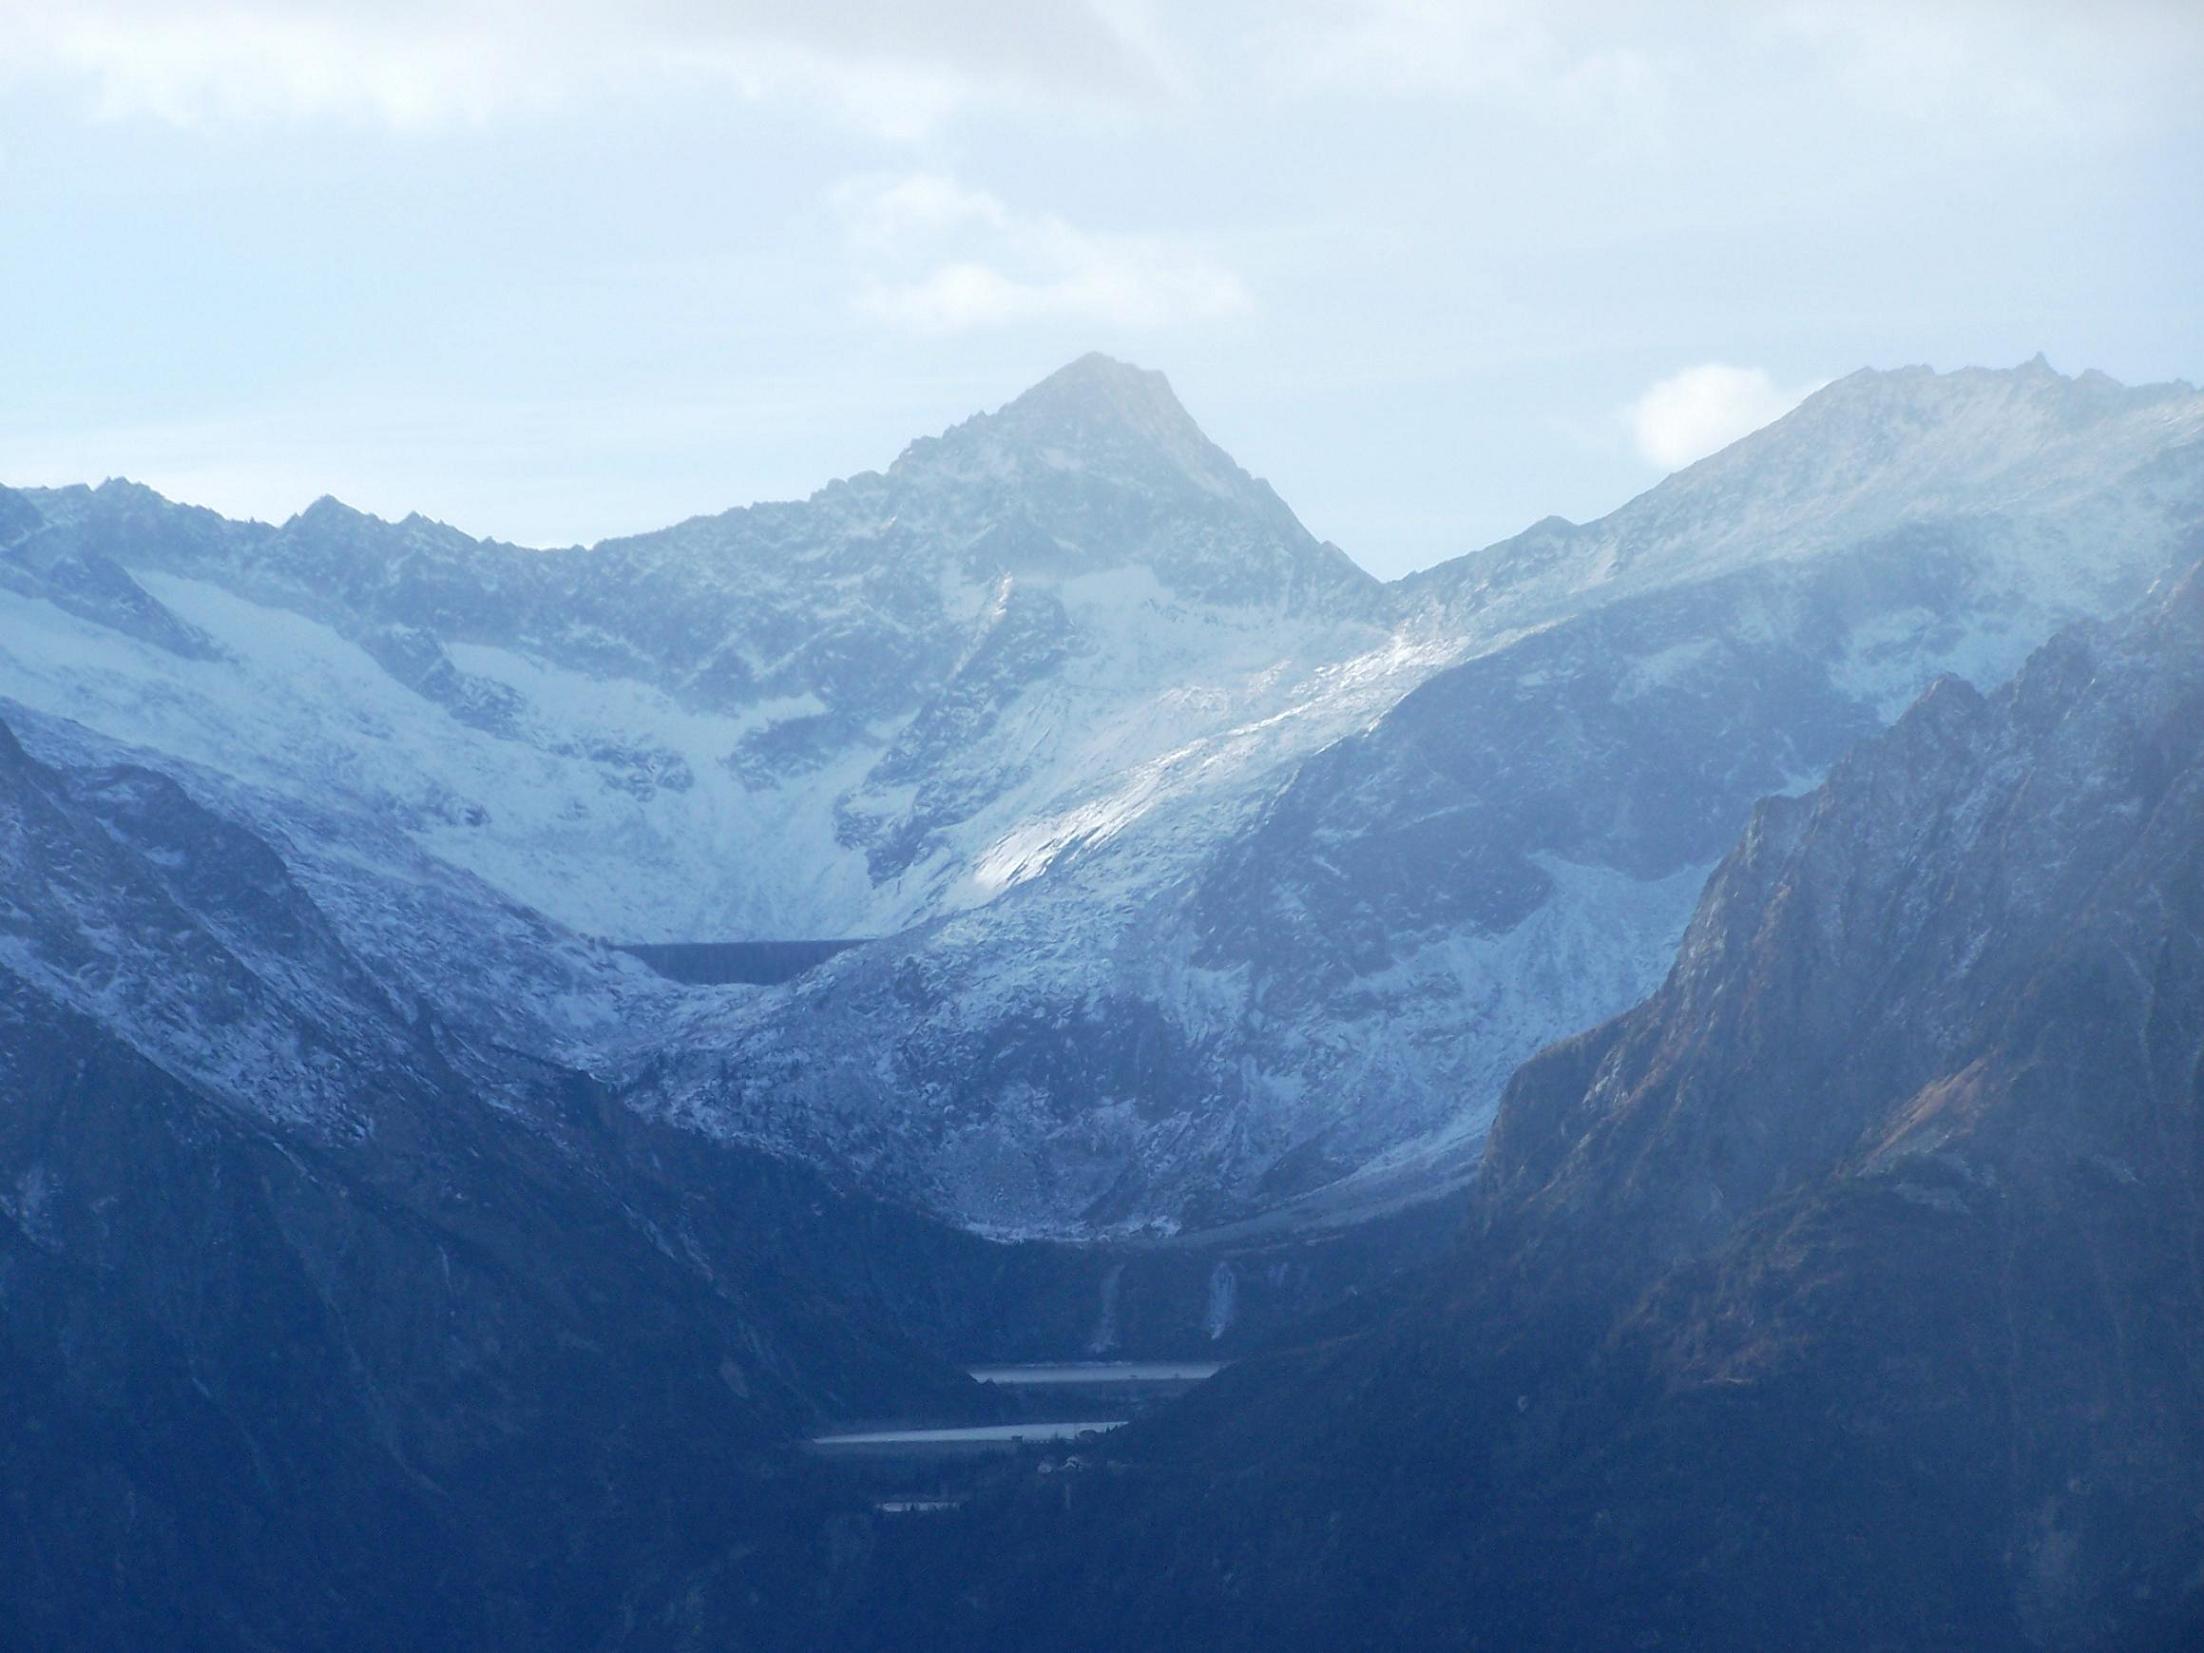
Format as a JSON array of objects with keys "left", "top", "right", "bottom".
[
  {"left": 981, "top": 351, "right": 1207, "bottom": 444},
  {"left": 871, "top": 352, "right": 1375, "bottom": 615},
  {"left": 5, "top": 354, "right": 2203, "bottom": 1237},
  {"left": 1409, "top": 356, "right": 2204, "bottom": 640},
  {"left": 289, "top": 493, "right": 371, "bottom": 529},
  {"left": 932, "top": 351, "right": 1243, "bottom": 492},
  {"left": 1664, "top": 354, "right": 2204, "bottom": 529}
]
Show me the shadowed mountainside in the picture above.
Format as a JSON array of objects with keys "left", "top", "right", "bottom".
[{"left": 831, "top": 566, "right": 2204, "bottom": 1651}]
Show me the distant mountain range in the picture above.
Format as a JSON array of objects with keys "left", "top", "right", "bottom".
[
  {"left": 6, "top": 353, "right": 2198, "bottom": 1235},
  {"left": 5, "top": 353, "right": 2203, "bottom": 1647}
]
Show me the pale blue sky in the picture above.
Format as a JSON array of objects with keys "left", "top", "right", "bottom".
[{"left": 2, "top": 1, "right": 2199, "bottom": 576}]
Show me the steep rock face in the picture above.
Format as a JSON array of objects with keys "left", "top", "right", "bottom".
[
  {"left": 0, "top": 720, "right": 420, "bottom": 1130},
  {"left": 0, "top": 703, "right": 687, "bottom": 1119},
  {"left": 858, "top": 569, "right": 2204, "bottom": 1650},
  {"left": 0, "top": 491, "right": 220, "bottom": 661},
  {"left": 1482, "top": 561, "right": 2204, "bottom": 1259}
]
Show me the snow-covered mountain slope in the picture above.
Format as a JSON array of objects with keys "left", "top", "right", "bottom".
[
  {"left": 1406, "top": 355, "right": 2204, "bottom": 639},
  {"left": 648, "top": 359, "right": 2204, "bottom": 1234},
  {"left": 2, "top": 354, "right": 1391, "bottom": 941},
  {"left": 4, "top": 353, "right": 2201, "bottom": 1237},
  {"left": 0, "top": 702, "right": 684, "bottom": 1132}
]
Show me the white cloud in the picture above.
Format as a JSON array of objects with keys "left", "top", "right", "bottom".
[
  {"left": 1626, "top": 364, "right": 1822, "bottom": 471},
  {"left": 837, "top": 172, "right": 1249, "bottom": 333},
  {"left": 0, "top": 0, "right": 1173, "bottom": 135}
]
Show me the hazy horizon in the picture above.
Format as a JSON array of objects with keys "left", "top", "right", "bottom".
[{"left": 13, "top": 346, "right": 2189, "bottom": 583}]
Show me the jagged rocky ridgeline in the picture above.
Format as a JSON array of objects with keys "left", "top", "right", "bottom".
[{"left": 3, "top": 353, "right": 2202, "bottom": 1240}]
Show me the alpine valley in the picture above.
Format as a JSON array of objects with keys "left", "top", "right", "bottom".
[{"left": 4, "top": 353, "right": 2203, "bottom": 1649}]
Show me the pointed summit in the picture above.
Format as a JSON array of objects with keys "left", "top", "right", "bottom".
[
  {"left": 290, "top": 494, "right": 374, "bottom": 529},
  {"left": 877, "top": 354, "right": 1378, "bottom": 615},
  {"left": 999, "top": 352, "right": 1205, "bottom": 447},
  {"left": 955, "top": 351, "right": 1233, "bottom": 496},
  {"left": 903, "top": 351, "right": 1259, "bottom": 514}
]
